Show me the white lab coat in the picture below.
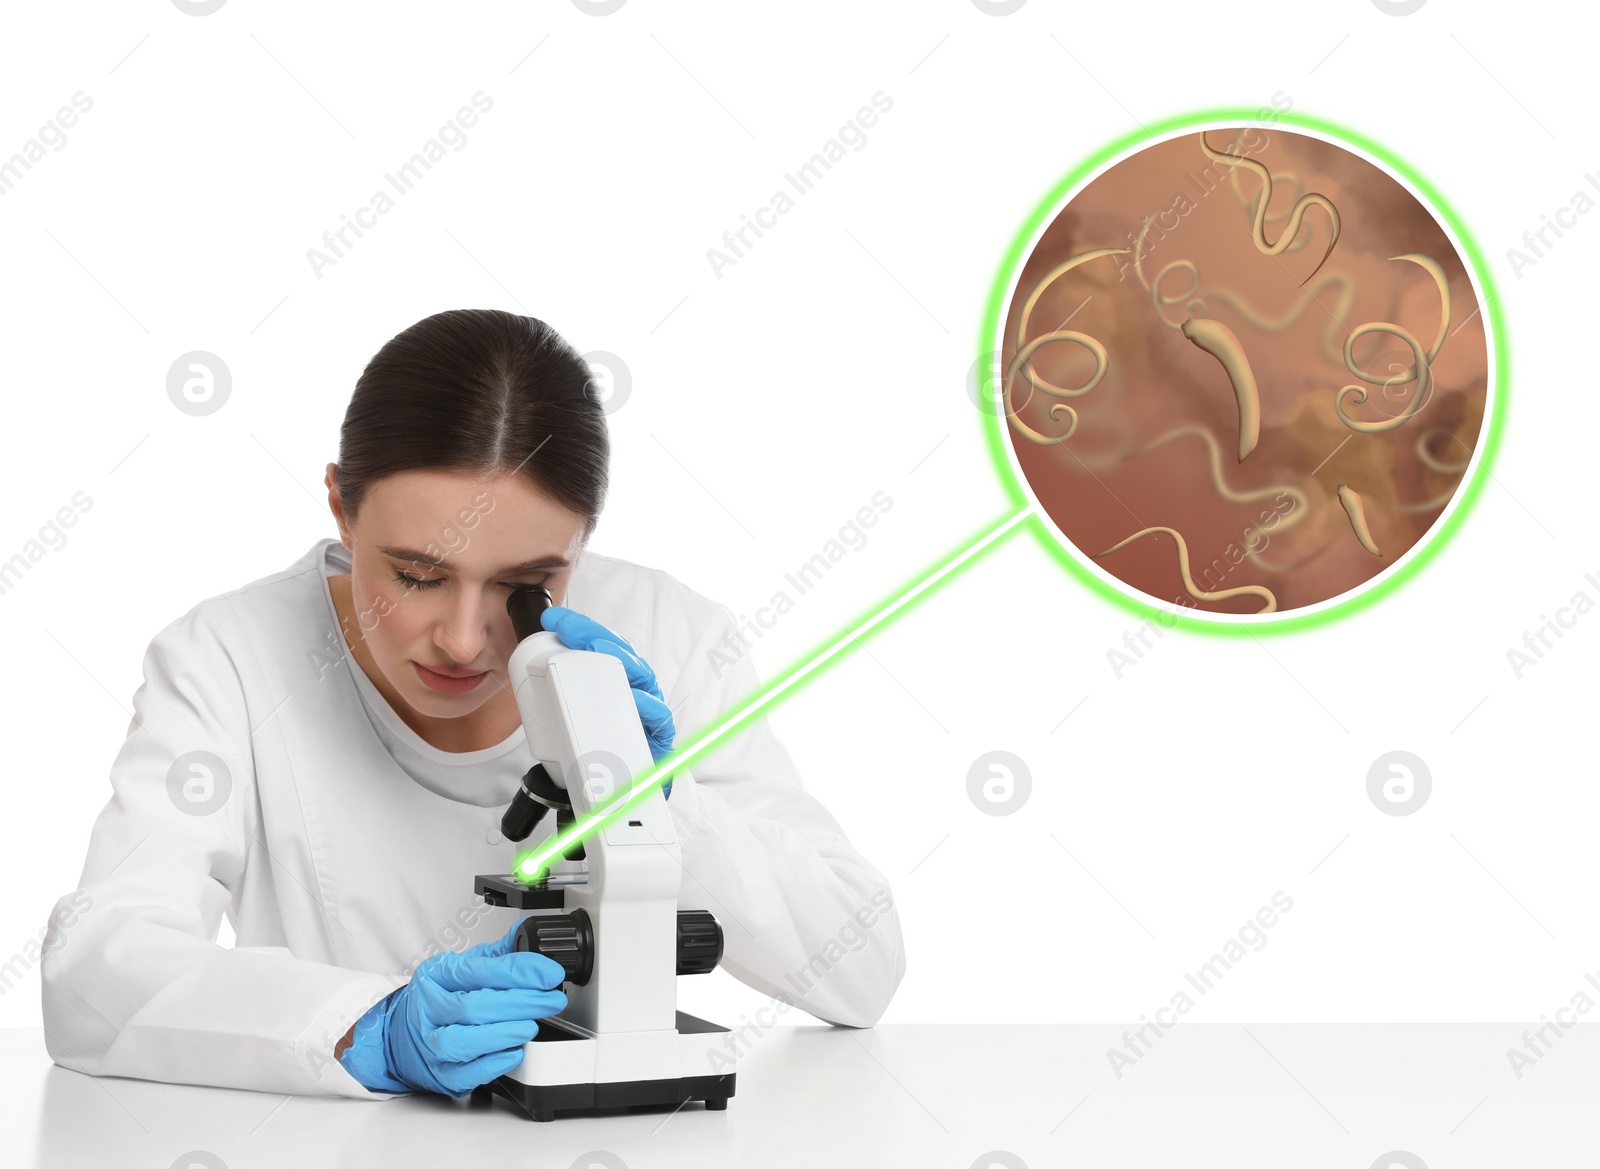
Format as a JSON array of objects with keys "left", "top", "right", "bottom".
[{"left": 40, "top": 537, "right": 906, "bottom": 1099}]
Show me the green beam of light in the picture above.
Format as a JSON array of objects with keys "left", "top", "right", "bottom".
[{"left": 514, "top": 504, "right": 1035, "bottom": 882}]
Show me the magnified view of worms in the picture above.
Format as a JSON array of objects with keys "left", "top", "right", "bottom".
[{"left": 1000, "top": 124, "right": 1489, "bottom": 614}]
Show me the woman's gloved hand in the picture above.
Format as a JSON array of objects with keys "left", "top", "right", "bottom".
[
  {"left": 338, "top": 918, "right": 567, "bottom": 1097},
  {"left": 540, "top": 606, "right": 675, "bottom": 798}
]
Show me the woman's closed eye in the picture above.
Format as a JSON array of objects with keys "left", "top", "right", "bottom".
[{"left": 392, "top": 571, "right": 550, "bottom": 592}]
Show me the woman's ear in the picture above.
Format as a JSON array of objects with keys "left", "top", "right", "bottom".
[{"left": 324, "top": 463, "right": 354, "bottom": 549}]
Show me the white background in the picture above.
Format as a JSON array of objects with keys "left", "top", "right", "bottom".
[{"left": 0, "top": 0, "right": 1591, "bottom": 1036}]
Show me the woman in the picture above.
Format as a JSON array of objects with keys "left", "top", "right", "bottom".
[{"left": 40, "top": 309, "right": 905, "bottom": 1100}]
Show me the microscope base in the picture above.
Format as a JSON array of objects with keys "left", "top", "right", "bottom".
[{"left": 475, "top": 1009, "right": 737, "bottom": 1122}]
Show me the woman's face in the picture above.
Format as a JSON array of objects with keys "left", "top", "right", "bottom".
[{"left": 324, "top": 465, "right": 588, "bottom": 723}]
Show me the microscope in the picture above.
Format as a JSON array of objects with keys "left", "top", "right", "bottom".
[{"left": 471, "top": 583, "right": 736, "bottom": 1122}]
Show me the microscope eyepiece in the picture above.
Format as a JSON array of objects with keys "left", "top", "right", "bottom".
[{"left": 506, "top": 583, "right": 553, "bottom": 643}]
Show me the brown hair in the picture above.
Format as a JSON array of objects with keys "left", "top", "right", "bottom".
[{"left": 335, "top": 309, "right": 609, "bottom": 539}]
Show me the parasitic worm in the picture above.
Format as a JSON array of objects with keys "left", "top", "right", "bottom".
[
  {"left": 1231, "top": 168, "right": 1311, "bottom": 254},
  {"left": 1135, "top": 425, "right": 1308, "bottom": 515},
  {"left": 1336, "top": 484, "right": 1382, "bottom": 556},
  {"left": 1180, "top": 317, "right": 1262, "bottom": 461},
  {"left": 1093, "top": 525, "right": 1277, "bottom": 614},
  {"left": 1401, "top": 427, "right": 1473, "bottom": 513},
  {"left": 1134, "top": 425, "right": 1309, "bottom": 572},
  {"left": 1198, "top": 130, "right": 1341, "bottom": 285},
  {"left": 1001, "top": 330, "right": 1105, "bottom": 445},
  {"left": 1417, "top": 426, "right": 1472, "bottom": 474},
  {"left": 1215, "top": 124, "right": 1309, "bottom": 248},
  {"left": 1333, "top": 321, "right": 1431, "bottom": 434},
  {"left": 1203, "top": 272, "right": 1356, "bottom": 367},
  {"left": 1015, "top": 247, "right": 1129, "bottom": 398},
  {"left": 1133, "top": 215, "right": 1204, "bottom": 329},
  {"left": 1399, "top": 489, "right": 1456, "bottom": 515},
  {"left": 1345, "top": 254, "right": 1451, "bottom": 387}
]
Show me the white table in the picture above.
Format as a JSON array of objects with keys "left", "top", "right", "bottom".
[{"left": 4, "top": 1024, "right": 1595, "bottom": 1167}]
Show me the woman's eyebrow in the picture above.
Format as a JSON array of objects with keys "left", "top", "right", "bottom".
[{"left": 377, "top": 545, "right": 570, "bottom": 573}]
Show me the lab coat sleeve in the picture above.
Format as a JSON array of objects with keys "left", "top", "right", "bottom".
[
  {"left": 39, "top": 600, "right": 406, "bottom": 1099},
  {"left": 662, "top": 602, "right": 907, "bottom": 1028}
]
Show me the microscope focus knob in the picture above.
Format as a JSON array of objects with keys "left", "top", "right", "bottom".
[
  {"left": 513, "top": 909, "right": 594, "bottom": 986},
  {"left": 676, "top": 910, "right": 723, "bottom": 976}
]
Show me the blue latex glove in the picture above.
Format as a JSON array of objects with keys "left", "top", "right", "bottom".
[
  {"left": 541, "top": 605, "right": 675, "bottom": 799},
  {"left": 339, "top": 918, "right": 567, "bottom": 1097}
]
